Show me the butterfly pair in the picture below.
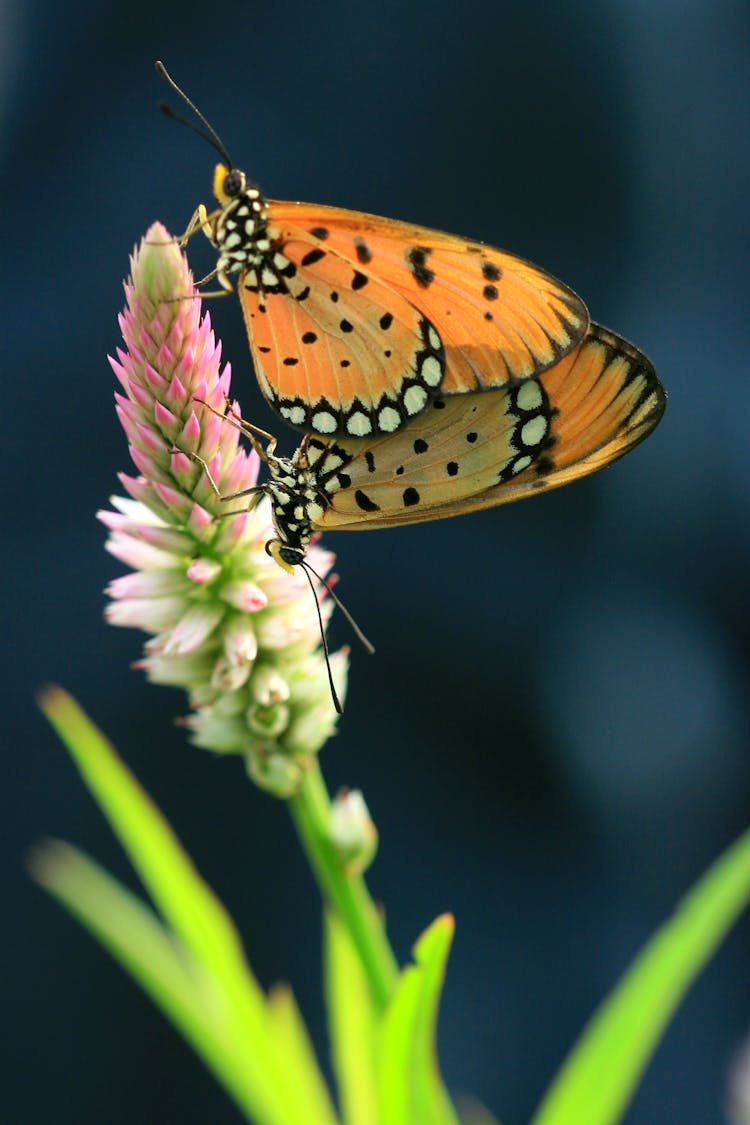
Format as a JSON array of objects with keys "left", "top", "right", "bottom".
[{"left": 157, "top": 63, "right": 665, "bottom": 593}]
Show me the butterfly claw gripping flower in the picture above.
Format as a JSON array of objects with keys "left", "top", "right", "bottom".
[{"left": 99, "top": 225, "right": 347, "bottom": 796}]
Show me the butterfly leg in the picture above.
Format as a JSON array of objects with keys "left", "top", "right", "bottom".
[
  {"left": 185, "top": 449, "right": 266, "bottom": 516},
  {"left": 192, "top": 397, "right": 279, "bottom": 460}
]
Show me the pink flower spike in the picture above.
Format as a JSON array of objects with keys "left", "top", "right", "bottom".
[{"left": 101, "top": 225, "right": 347, "bottom": 792}]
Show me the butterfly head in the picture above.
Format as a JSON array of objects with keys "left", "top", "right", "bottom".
[
  {"left": 212, "top": 163, "right": 248, "bottom": 205},
  {"left": 265, "top": 539, "right": 304, "bottom": 575}
]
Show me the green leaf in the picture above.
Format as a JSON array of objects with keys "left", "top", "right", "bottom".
[
  {"left": 325, "top": 909, "right": 379, "bottom": 1125},
  {"left": 376, "top": 914, "right": 460, "bottom": 1125},
  {"left": 29, "top": 840, "right": 255, "bottom": 1111},
  {"left": 532, "top": 826, "right": 750, "bottom": 1125},
  {"left": 267, "top": 985, "right": 341, "bottom": 1125},
  {"left": 35, "top": 687, "right": 327, "bottom": 1125}
]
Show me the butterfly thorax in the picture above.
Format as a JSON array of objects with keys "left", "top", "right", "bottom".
[
  {"left": 263, "top": 438, "right": 355, "bottom": 563},
  {"left": 207, "top": 167, "right": 281, "bottom": 286}
]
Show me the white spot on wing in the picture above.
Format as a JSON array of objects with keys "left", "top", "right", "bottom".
[
  {"left": 516, "top": 380, "right": 543, "bottom": 411},
  {"left": 521, "top": 416, "right": 548, "bottom": 447},
  {"left": 403, "top": 386, "right": 428, "bottom": 415},
  {"left": 427, "top": 326, "right": 441, "bottom": 351},
  {"left": 513, "top": 454, "right": 532, "bottom": 473},
  {"left": 347, "top": 411, "right": 372, "bottom": 436},
  {"left": 378, "top": 406, "right": 401, "bottom": 432},
  {"left": 312, "top": 410, "right": 338, "bottom": 434},
  {"left": 281, "top": 405, "right": 307, "bottom": 425},
  {"left": 420, "top": 355, "right": 443, "bottom": 387}
]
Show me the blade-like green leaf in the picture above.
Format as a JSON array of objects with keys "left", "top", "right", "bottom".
[
  {"left": 325, "top": 909, "right": 379, "bottom": 1125},
  {"left": 267, "top": 984, "right": 341, "bottom": 1125},
  {"left": 37, "top": 687, "right": 310, "bottom": 1125},
  {"left": 377, "top": 914, "right": 459, "bottom": 1125},
  {"left": 532, "top": 826, "right": 750, "bottom": 1125},
  {"left": 29, "top": 840, "right": 269, "bottom": 1122}
]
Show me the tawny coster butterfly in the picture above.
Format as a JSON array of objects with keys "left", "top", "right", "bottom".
[
  {"left": 156, "top": 58, "right": 665, "bottom": 532},
  {"left": 198, "top": 322, "right": 664, "bottom": 561},
  {"left": 156, "top": 63, "right": 599, "bottom": 440},
  {"left": 156, "top": 64, "right": 665, "bottom": 704},
  {"left": 190, "top": 319, "right": 664, "bottom": 712}
]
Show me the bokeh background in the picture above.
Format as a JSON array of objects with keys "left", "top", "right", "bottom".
[{"left": 4, "top": 1, "right": 750, "bottom": 1121}]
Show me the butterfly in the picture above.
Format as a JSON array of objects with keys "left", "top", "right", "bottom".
[
  {"left": 197, "top": 322, "right": 664, "bottom": 565},
  {"left": 157, "top": 63, "right": 666, "bottom": 708},
  {"left": 156, "top": 63, "right": 591, "bottom": 440},
  {"left": 191, "top": 320, "right": 664, "bottom": 711}
]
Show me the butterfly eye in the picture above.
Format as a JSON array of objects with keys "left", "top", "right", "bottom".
[
  {"left": 266, "top": 539, "right": 304, "bottom": 572},
  {"left": 222, "top": 169, "right": 246, "bottom": 197}
]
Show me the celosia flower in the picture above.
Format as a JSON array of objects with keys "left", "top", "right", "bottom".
[{"left": 98, "top": 224, "right": 347, "bottom": 796}]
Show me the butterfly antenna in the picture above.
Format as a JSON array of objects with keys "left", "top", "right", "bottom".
[
  {"left": 303, "top": 560, "right": 375, "bottom": 656},
  {"left": 155, "top": 61, "right": 233, "bottom": 168},
  {"left": 299, "top": 563, "right": 343, "bottom": 714}
]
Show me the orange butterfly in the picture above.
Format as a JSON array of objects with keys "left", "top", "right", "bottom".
[
  {"left": 190, "top": 319, "right": 664, "bottom": 711},
  {"left": 157, "top": 62, "right": 664, "bottom": 561},
  {"left": 156, "top": 63, "right": 591, "bottom": 441},
  {"left": 197, "top": 323, "right": 665, "bottom": 570}
]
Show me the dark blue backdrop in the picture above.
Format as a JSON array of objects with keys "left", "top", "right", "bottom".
[{"left": 5, "top": 1, "right": 750, "bottom": 1122}]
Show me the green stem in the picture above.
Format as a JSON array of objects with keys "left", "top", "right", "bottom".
[{"left": 288, "top": 761, "right": 399, "bottom": 1011}]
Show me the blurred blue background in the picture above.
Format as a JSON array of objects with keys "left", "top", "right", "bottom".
[{"left": 4, "top": 0, "right": 750, "bottom": 1121}]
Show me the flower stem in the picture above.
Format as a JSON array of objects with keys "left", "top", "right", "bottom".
[{"left": 288, "top": 761, "right": 398, "bottom": 1011}]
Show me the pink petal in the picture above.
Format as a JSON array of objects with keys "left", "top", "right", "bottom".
[{"left": 187, "top": 558, "right": 222, "bottom": 584}]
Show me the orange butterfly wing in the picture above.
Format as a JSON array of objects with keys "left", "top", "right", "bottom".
[
  {"left": 236, "top": 199, "right": 589, "bottom": 436},
  {"left": 237, "top": 228, "right": 444, "bottom": 437},
  {"left": 305, "top": 323, "right": 664, "bottom": 531}
]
